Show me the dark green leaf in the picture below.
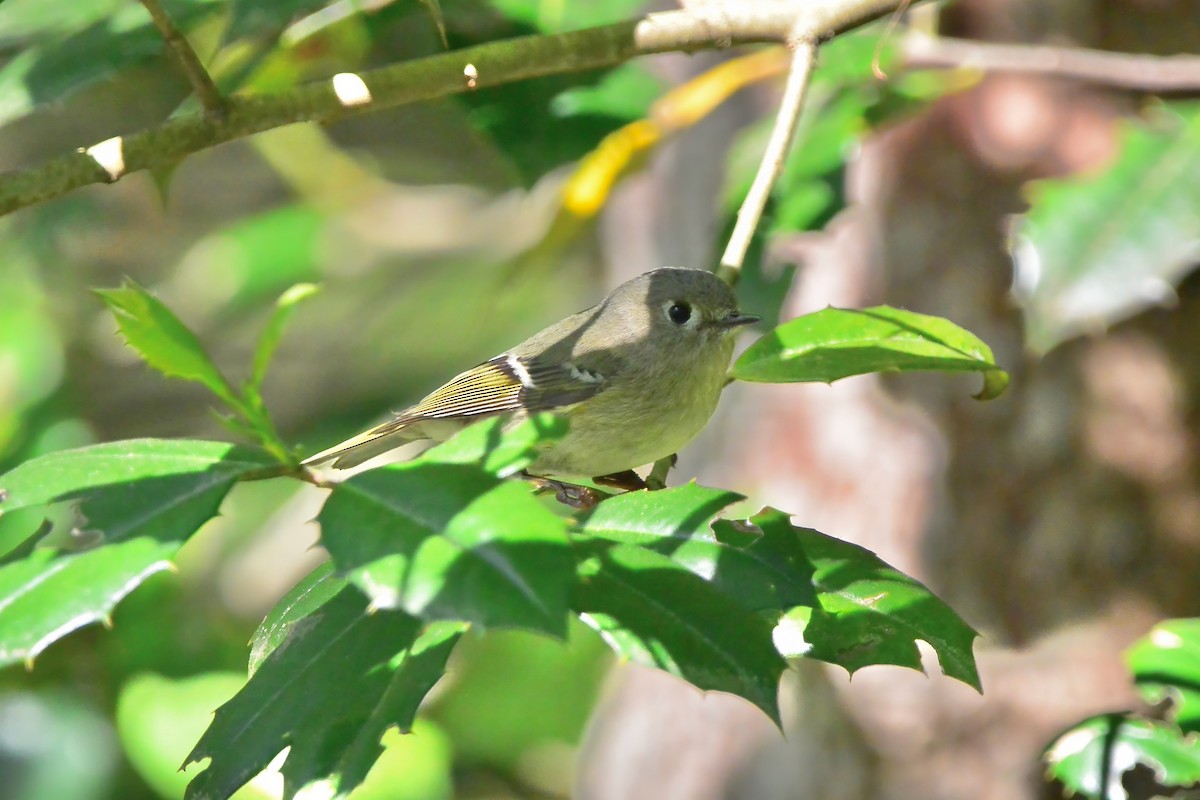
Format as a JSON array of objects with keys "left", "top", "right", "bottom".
[
  {"left": 577, "top": 485, "right": 817, "bottom": 612},
  {"left": 0, "top": 439, "right": 272, "bottom": 666},
  {"left": 319, "top": 418, "right": 572, "bottom": 636},
  {"left": 1016, "top": 102, "right": 1200, "bottom": 354},
  {"left": 732, "top": 305, "right": 1009, "bottom": 401},
  {"left": 1045, "top": 714, "right": 1200, "bottom": 799},
  {"left": 184, "top": 587, "right": 436, "bottom": 800},
  {"left": 1127, "top": 618, "right": 1200, "bottom": 734},
  {"left": 224, "top": 0, "right": 331, "bottom": 43},
  {"left": 573, "top": 542, "right": 786, "bottom": 724},
  {"left": 284, "top": 621, "right": 465, "bottom": 798},
  {"left": 780, "top": 518, "right": 980, "bottom": 690},
  {"left": 249, "top": 561, "right": 345, "bottom": 675},
  {"left": 95, "top": 280, "right": 240, "bottom": 410}
]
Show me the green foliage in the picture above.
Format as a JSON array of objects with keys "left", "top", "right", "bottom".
[
  {"left": 573, "top": 540, "right": 788, "bottom": 723},
  {"left": 781, "top": 513, "right": 980, "bottom": 688},
  {"left": 0, "top": 0, "right": 222, "bottom": 127},
  {"left": 1128, "top": 619, "right": 1200, "bottom": 733},
  {"left": 0, "top": 276, "right": 996, "bottom": 796},
  {"left": 1044, "top": 619, "right": 1200, "bottom": 798},
  {"left": 733, "top": 305, "right": 1009, "bottom": 401},
  {"left": 0, "top": 439, "right": 273, "bottom": 667},
  {"left": 318, "top": 417, "right": 575, "bottom": 637},
  {"left": 1017, "top": 102, "right": 1200, "bottom": 353},
  {"left": 96, "top": 280, "right": 310, "bottom": 465}
]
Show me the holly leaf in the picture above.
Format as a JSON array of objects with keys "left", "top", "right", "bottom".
[
  {"left": 573, "top": 541, "right": 787, "bottom": 724},
  {"left": 0, "top": 439, "right": 271, "bottom": 666},
  {"left": 576, "top": 484, "right": 817, "bottom": 612},
  {"left": 733, "top": 305, "right": 1009, "bottom": 400},
  {"left": 185, "top": 587, "right": 461, "bottom": 800},
  {"left": 778, "top": 517, "right": 980, "bottom": 690},
  {"left": 318, "top": 418, "right": 573, "bottom": 636}
]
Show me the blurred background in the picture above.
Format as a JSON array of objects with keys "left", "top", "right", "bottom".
[{"left": 1, "top": 0, "right": 1198, "bottom": 798}]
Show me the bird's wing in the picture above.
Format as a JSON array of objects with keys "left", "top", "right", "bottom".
[{"left": 302, "top": 354, "right": 608, "bottom": 468}]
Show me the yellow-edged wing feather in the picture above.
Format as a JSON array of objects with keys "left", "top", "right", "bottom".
[{"left": 302, "top": 354, "right": 606, "bottom": 469}]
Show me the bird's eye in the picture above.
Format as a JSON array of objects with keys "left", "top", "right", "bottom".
[{"left": 667, "top": 302, "right": 692, "bottom": 325}]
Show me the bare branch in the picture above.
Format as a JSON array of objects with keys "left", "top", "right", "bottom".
[
  {"left": 718, "top": 41, "right": 818, "bottom": 284},
  {"left": 903, "top": 31, "right": 1200, "bottom": 91},
  {"left": 138, "top": 0, "right": 225, "bottom": 118}
]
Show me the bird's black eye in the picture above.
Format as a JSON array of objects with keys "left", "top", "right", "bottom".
[{"left": 667, "top": 302, "right": 692, "bottom": 324}]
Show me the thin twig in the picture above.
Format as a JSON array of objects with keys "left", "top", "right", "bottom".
[
  {"left": 903, "top": 31, "right": 1200, "bottom": 91},
  {"left": 139, "top": 0, "right": 225, "bottom": 118},
  {"left": 718, "top": 40, "right": 818, "bottom": 285}
]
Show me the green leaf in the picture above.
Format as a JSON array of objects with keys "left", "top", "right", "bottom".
[
  {"left": 485, "top": 0, "right": 646, "bottom": 32},
  {"left": 95, "top": 280, "right": 241, "bottom": 411},
  {"left": 224, "top": 0, "right": 332, "bottom": 43},
  {"left": 576, "top": 485, "right": 817, "bottom": 612},
  {"left": 1126, "top": 618, "right": 1200, "bottom": 733},
  {"left": 184, "top": 586, "right": 444, "bottom": 800},
  {"left": 0, "top": 439, "right": 272, "bottom": 667},
  {"left": 247, "top": 283, "right": 319, "bottom": 404},
  {"left": 781, "top": 518, "right": 980, "bottom": 690},
  {"left": 1016, "top": 102, "right": 1200, "bottom": 354},
  {"left": 282, "top": 621, "right": 465, "bottom": 798},
  {"left": 116, "top": 672, "right": 267, "bottom": 800},
  {"left": 573, "top": 541, "right": 787, "bottom": 723},
  {"left": 551, "top": 63, "right": 663, "bottom": 120},
  {"left": 1045, "top": 714, "right": 1200, "bottom": 799},
  {"left": 248, "top": 561, "right": 345, "bottom": 675},
  {"left": 419, "top": 413, "right": 567, "bottom": 477},
  {"left": 732, "top": 305, "right": 1009, "bottom": 401},
  {"left": 318, "top": 418, "right": 573, "bottom": 636}
]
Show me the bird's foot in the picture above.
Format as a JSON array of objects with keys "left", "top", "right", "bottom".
[{"left": 524, "top": 474, "right": 606, "bottom": 509}]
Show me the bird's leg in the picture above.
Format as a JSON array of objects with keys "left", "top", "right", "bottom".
[
  {"left": 644, "top": 453, "right": 678, "bottom": 491},
  {"left": 592, "top": 470, "right": 647, "bottom": 492},
  {"left": 522, "top": 472, "right": 605, "bottom": 510}
]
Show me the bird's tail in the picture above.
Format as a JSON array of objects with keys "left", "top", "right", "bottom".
[{"left": 301, "top": 416, "right": 416, "bottom": 470}]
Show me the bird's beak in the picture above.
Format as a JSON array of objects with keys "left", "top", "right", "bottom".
[{"left": 714, "top": 311, "right": 760, "bottom": 328}]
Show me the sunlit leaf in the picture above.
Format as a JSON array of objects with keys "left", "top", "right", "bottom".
[
  {"left": 576, "top": 485, "right": 818, "bottom": 612},
  {"left": 246, "top": 282, "right": 320, "bottom": 407},
  {"left": 1127, "top": 618, "right": 1200, "bottom": 733},
  {"left": 95, "top": 280, "right": 240, "bottom": 410},
  {"left": 1016, "top": 102, "right": 1200, "bottom": 353},
  {"left": 1045, "top": 714, "right": 1200, "bottom": 799},
  {"left": 248, "top": 561, "right": 344, "bottom": 675},
  {"left": 779, "top": 517, "right": 980, "bottom": 690},
  {"left": 318, "top": 418, "right": 573, "bottom": 636},
  {"left": 733, "top": 305, "right": 1009, "bottom": 400},
  {"left": 0, "top": 439, "right": 272, "bottom": 667},
  {"left": 573, "top": 541, "right": 787, "bottom": 723}
]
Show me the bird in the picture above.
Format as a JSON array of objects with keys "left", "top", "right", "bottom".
[{"left": 302, "top": 267, "right": 759, "bottom": 487}]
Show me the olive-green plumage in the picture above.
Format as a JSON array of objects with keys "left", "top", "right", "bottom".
[{"left": 303, "top": 267, "right": 758, "bottom": 478}]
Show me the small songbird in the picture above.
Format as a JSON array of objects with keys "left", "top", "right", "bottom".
[{"left": 303, "top": 267, "right": 759, "bottom": 483}]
